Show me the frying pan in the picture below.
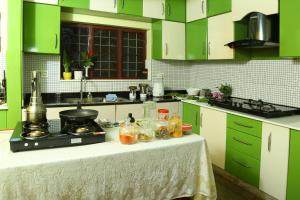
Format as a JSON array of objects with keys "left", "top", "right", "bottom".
[{"left": 59, "top": 102, "right": 98, "bottom": 122}]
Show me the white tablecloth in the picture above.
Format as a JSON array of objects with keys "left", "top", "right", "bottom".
[{"left": 0, "top": 129, "right": 216, "bottom": 200}]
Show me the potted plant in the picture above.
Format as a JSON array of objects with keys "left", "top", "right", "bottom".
[
  {"left": 218, "top": 83, "right": 232, "bottom": 100},
  {"left": 81, "top": 49, "right": 97, "bottom": 78},
  {"left": 62, "top": 50, "right": 72, "bottom": 80}
]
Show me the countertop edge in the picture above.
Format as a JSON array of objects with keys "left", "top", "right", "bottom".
[
  {"left": 182, "top": 100, "right": 300, "bottom": 131},
  {"left": 0, "top": 104, "right": 8, "bottom": 110}
]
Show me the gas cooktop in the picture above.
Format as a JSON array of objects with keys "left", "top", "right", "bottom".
[
  {"left": 208, "top": 97, "right": 300, "bottom": 118},
  {"left": 10, "top": 119, "right": 105, "bottom": 152}
]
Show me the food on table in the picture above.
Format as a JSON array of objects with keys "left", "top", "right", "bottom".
[
  {"left": 182, "top": 124, "right": 192, "bottom": 135},
  {"left": 155, "top": 109, "right": 171, "bottom": 139},
  {"left": 169, "top": 113, "right": 182, "bottom": 138}
]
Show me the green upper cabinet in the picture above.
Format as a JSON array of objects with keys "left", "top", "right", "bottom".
[
  {"left": 280, "top": 0, "right": 300, "bottom": 57},
  {"left": 117, "top": 0, "right": 143, "bottom": 16},
  {"left": 186, "top": 18, "right": 208, "bottom": 60},
  {"left": 0, "top": 110, "right": 7, "bottom": 129},
  {"left": 165, "top": 0, "right": 186, "bottom": 22},
  {"left": 183, "top": 103, "right": 200, "bottom": 134},
  {"left": 287, "top": 129, "right": 300, "bottom": 200},
  {"left": 23, "top": 2, "right": 60, "bottom": 54},
  {"left": 59, "top": 0, "right": 89, "bottom": 9},
  {"left": 207, "top": 0, "right": 231, "bottom": 17}
]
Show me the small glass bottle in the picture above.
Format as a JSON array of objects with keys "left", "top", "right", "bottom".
[
  {"left": 169, "top": 113, "right": 182, "bottom": 138},
  {"left": 155, "top": 109, "right": 170, "bottom": 139},
  {"left": 119, "top": 114, "right": 137, "bottom": 145}
]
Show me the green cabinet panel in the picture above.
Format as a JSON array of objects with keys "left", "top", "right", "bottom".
[
  {"left": 59, "top": 0, "right": 89, "bottom": 9},
  {"left": 183, "top": 103, "right": 200, "bottom": 134},
  {"left": 152, "top": 20, "right": 163, "bottom": 59},
  {"left": 226, "top": 149, "right": 260, "bottom": 187},
  {"left": 287, "top": 130, "right": 300, "bottom": 200},
  {"left": 280, "top": 0, "right": 300, "bottom": 57},
  {"left": 207, "top": 0, "right": 231, "bottom": 17},
  {"left": 186, "top": 19, "right": 208, "bottom": 60},
  {"left": 0, "top": 110, "right": 7, "bottom": 129},
  {"left": 117, "top": 0, "right": 143, "bottom": 16},
  {"left": 165, "top": 0, "right": 186, "bottom": 22},
  {"left": 227, "top": 114, "right": 262, "bottom": 138},
  {"left": 23, "top": 2, "right": 60, "bottom": 54},
  {"left": 227, "top": 128, "right": 261, "bottom": 160}
]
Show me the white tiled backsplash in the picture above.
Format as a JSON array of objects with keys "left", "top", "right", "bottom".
[{"left": 23, "top": 54, "right": 300, "bottom": 108}]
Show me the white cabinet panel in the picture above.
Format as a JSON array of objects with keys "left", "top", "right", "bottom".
[
  {"left": 186, "top": 0, "right": 206, "bottom": 22},
  {"left": 232, "top": 0, "right": 278, "bottom": 21},
  {"left": 89, "top": 0, "right": 117, "bottom": 13},
  {"left": 208, "top": 12, "right": 234, "bottom": 60},
  {"left": 200, "top": 107, "right": 227, "bottom": 169},
  {"left": 116, "top": 104, "right": 144, "bottom": 122},
  {"left": 24, "top": 0, "right": 58, "bottom": 5},
  {"left": 47, "top": 107, "right": 77, "bottom": 120},
  {"left": 143, "top": 0, "right": 165, "bottom": 19},
  {"left": 162, "top": 21, "right": 185, "bottom": 60},
  {"left": 83, "top": 105, "right": 115, "bottom": 123},
  {"left": 259, "top": 123, "right": 289, "bottom": 200}
]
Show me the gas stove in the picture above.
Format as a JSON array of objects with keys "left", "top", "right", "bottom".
[
  {"left": 10, "top": 119, "right": 105, "bottom": 152},
  {"left": 208, "top": 97, "right": 300, "bottom": 118}
]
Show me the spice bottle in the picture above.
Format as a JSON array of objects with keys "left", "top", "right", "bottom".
[{"left": 155, "top": 109, "right": 170, "bottom": 139}]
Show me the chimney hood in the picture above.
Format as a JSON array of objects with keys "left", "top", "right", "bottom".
[{"left": 226, "top": 12, "right": 279, "bottom": 49}]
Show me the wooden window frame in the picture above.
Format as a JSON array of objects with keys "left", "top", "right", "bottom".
[{"left": 61, "top": 22, "right": 147, "bottom": 80}]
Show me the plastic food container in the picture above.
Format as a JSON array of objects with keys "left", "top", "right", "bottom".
[
  {"left": 119, "top": 122, "right": 137, "bottom": 144},
  {"left": 182, "top": 124, "right": 192, "bottom": 135},
  {"left": 155, "top": 109, "right": 170, "bottom": 139}
]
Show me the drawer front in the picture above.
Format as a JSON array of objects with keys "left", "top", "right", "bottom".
[
  {"left": 227, "top": 114, "right": 262, "bottom": 138},
  {"left": 227, "top": 128, "right": 261, "bottom": 160},
  {"left": 226, "top": 149, "right": 260, "bottom": 187}
]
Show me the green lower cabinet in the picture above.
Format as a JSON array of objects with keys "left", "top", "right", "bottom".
[
  {"left": 23, "top": 2, "right": 61, "bottom": 54},
  {"left": 207, "top": 0, "right": 231, "bottom": 17},
  {"left": 226, "top": 149, "right": 260, "bottom": 187},
  {"left": 59, "top": 0, "right": 89, "bottom": 9},
  {"left": 186, "top": 19, "right": 208, "bottom": 60},
  {"left": 0, "top": 110, "right": 7, "bottom": 129},
  {"left": 287, "top": 129, "right": 300, "bottom": 200},
  {"left": 182, "top": 103, "right": 200, "bottom": 134},
  {"left": 165, "top": 0, "right": 186, "bottom": 22},
  {"left": 117, "top": 0, "right": 143, "bottom": 16}
]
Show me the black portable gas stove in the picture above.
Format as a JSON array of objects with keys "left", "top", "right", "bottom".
[{"left": 10, "top": 119, "right": 105, "bottom": 152}]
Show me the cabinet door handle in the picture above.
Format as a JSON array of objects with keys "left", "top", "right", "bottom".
[
  {"left": 162, "top": 2, "right": 165, "bottom": 16},
  {"left": 113, "top": 0, "right": 117, "bottom": 8},
  {"left": 195, "top": 111, "right": 198, "bottom": 127},
  {"left": 122, "top": 0, "right": 125, "bottom": 8},
  {"left": 208, "top": 41, "right": 211, "bottom": 56},
  {"left": 201, "top": 0, "right": 205, "bottom": 14},
  {"left": 233, "top": 159, "right": 251, "bottom": 168},
  {"left": 165, "top": 43, "right": 168, "bottom": 56},
  {"left": 234, "top": 121, "right": 253, "bottom": 129},
  {"left": 202, "top": 41, "right": 206, "bottom": 56},
  {"left": 233, "top": 137, "right": 252, "bottom": 146},
  {"left": 268, "top": 132, "right": 272, "bottom": 152},
  {"left": 167, "top": 3, "right": 171, "bottom": 16},
  {"left": 55, "top": 34, "right": 58, "bottom": 49},
  {"left": 200, "top": 112, "right": 203, "bottom": 128}
]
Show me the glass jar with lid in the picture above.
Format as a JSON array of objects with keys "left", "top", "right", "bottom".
[
  {"left": 169, "top": 113, "right": 182, "bottom": 138},
  {"left": 155, "top": 109, "right": 170, "bottom": 139},
  {"left": 119, "top": 114, "right": 137, "bottom": 144}
]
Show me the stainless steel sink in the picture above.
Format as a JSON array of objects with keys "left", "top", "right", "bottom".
[
  {"left": 63, "top": 97, "right": 104, "bottom": 104},
  {"left": 63, "top": 97, "right": 130, "bottom": 104}
]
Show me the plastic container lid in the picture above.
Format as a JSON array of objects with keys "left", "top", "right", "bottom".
[
  {"left": 158, "top": 109, "right": 169, "bottom": 113},
  {"left": 182, "top": 124, "right": 192, "bottom": 131}
]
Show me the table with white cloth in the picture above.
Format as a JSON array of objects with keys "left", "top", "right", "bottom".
[{"left": 0, "top": 129, "right": 217, "bottom": 200}]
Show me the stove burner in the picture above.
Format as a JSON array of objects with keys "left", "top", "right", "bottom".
[
  {"left": 21, "top": 122, "right": 50, "bottom": 140},
  {"left": 63, "top": 120, "right": 97, "bottom": 136}
]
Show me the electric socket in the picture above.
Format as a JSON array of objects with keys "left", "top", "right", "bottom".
[{"left": 41, "top": 70, "right": 48, "bottom": 78}]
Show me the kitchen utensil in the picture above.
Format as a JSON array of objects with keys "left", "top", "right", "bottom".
[
  {"left": 152, "top": 74, "right": 164, "bottom": 97},
  {"left": 129, "top": 86, "right": 137, "bottom": 100},
  {"left": 59, "top": 102, "right": 98, "bottom": 123},
  {"left": 186, "top": 88, "right": 200, "bottom": 96},
  {"left": 139, "top": 83, "right": 149, "bottom": 94},
  {"left": 26, "top": 71, "right": 47, "bottom": 124}
]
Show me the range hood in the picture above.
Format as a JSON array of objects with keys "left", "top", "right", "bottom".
[{"left": 226, "top": 12, "right": 279, "bottom": 49}]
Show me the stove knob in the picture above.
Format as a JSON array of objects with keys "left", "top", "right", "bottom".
[
  {"left": 24, "top": 143, "right": 28, "bottom": 147},
  {"left": 34, "top": 142, "right": 39, "bottom": 146}
]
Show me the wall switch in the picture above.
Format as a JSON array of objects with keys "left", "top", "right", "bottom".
[{"left": 41, "top": 70, "right": 48, "bottom": 78}]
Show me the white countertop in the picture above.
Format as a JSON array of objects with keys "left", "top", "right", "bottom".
[
  {"left": 182, "top": 100, "right": 300, "bottom": 131},
  {"left": 0, "top": 130, "right": 216, "bottom": 200},
  {"left": 0, "top": 103, "right": 8, "bottom": 110}
]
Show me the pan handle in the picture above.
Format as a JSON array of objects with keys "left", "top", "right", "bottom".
[{"left": 77, "top": 101, "right": 82, "bottom": 110}]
